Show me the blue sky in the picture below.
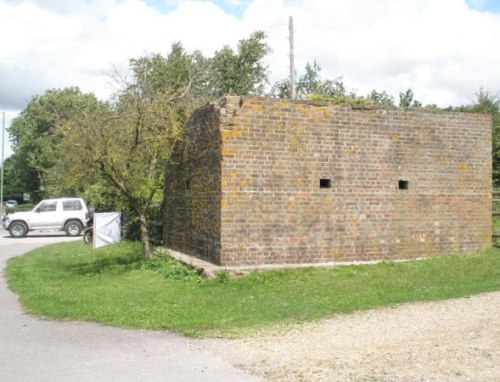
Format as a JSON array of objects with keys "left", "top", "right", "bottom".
[
  {"left": 144, "top": 0, "right": 500, "bottom": 15},
  {"left": 144, "top": 0, "right": 250, "bottom": 17},
  {"left": 466, "top": 0, "right": 500, "bottom": 12}
]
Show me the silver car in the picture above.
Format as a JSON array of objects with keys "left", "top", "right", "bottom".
[{"left": 2, "top": 198, "right": 89, "bottom": 238}]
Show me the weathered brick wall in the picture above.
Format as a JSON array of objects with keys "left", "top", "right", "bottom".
[
  {"left": 164, "top": 96, "right": 492, "bottom": 266},
  {"left": 164, "top": 103, "right": 222, "bottom": 264}
]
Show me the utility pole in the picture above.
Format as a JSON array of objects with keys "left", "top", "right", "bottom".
[
  {"left": 289, "top": 16, "right": 296, "bottom": 100},
  {"left": 0, "top": 112, "right": 5, "bottom": 216}
]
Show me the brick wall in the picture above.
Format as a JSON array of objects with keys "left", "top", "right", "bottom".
[
  {"left": 164, "top": 96, "right": 492, "bottom": 266},
  {"left": 164, "top": 102, "right": 222, "bottom": 264}
]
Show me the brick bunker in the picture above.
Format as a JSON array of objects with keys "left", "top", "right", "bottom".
[{"left": 163, "top": 96, "right": 492, "bottom": 266}]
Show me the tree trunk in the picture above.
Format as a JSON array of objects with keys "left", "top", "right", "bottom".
[{"left": 138, "top": 212, "right": 152, "bottom": 259}]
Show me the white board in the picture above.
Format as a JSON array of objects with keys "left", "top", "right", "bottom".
[{"left": 94, "top": 212, "right": 121, "bottom": 248}]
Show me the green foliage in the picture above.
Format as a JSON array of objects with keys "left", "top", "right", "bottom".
[
  {"left": 214, "top": 270, "right": 231, "bottom": 284},
  {"left": 297, "top": 61, "right": 350, "bottom": 99},
  {"left": 271, "top": 61, "right": 395, "bottom": 107},
  {"left": 399, "top": 88, "right": 422, "bottom": 108},
  {"left": 0, "top": 156, "right": 36, "bottom": 201},
  {"left": 129, "top": 43, "right": 210, "bottom": 109},
  {"left": 271, "top": 60, "right": 354, "bottom": 101},
  {"left": 142, "top": 248, "right": 202, "bottom": 282},
  {"left": 476, "top": 91, "right": 500, "bottom": 187},
  {"left": 81, "top": 180, "right": 125, "bottom": 212},
  {"left": 7, "top": 31, "right": 271, "bottom": 257},
  {"left": 366, "top": 89, "right": 395, "bottom": 106},
  {"left": 6, "top": 204, "right": 33, "bottom": 214},
  {"left": 307, "top": 93, "right": 368, "bottom": 105},
  {"left": 454, "top": 88, "right": 500, "bottom": 186},
  {"left": 51, "top": 46, "right": 202, "bottom": 255},
  {"left": 7, "top": 88, "right": 99, "bottom": 200},
  {"left": 210, "top": 31, "right": 270, "bottom": 96},
  {"left": 6, "top": 241, "right": 500, "bottom": 337}
]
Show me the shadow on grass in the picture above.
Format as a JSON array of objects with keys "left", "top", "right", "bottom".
[
  {"left": 66, "top": 255, "right": 144, "bottom": 276},
  {"left": 65, "top": 246, "right": 145, "bottom": 276}
]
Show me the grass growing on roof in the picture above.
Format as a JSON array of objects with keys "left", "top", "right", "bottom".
[{"left": 6, "top": 241, "right": 500, "bottom": 337}]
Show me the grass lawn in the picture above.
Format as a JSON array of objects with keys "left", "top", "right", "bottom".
[{"left": 6, "top": 241, "right": 500, "bottom": 337}]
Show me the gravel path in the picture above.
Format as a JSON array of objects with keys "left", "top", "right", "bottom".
[{"left": 202, "top": 292, "right": 500, "bottom": 382}]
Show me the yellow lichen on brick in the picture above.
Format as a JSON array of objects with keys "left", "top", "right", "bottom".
[
  {"left": 391, "top": 134, "right": 400, "bottom": 141},
  {"left": 313, "top": 106, "right": 331, "bottom": 118},
  {"left": 221, "top": 186, "right": 238, "bottom": 207},
  {"left": 458, "top": 162, "right": 468, "bottom": 170},
  {"left": 220, "top": 199, "right": 232, "bottom": 207},
  {"left": 221, "top": 145, "right": 238, "bottom": 155},
  {"left": 239, "top": 176, "right": 250, "bottom": 187},
  {"left": 346, "top": 144, "right": 363, "bottom": 155},
  {"left": 251, "top": 105, "right": 263, "bottom": 111},
  {"left": 221, "top": 127, "right": 242, "bottom": 139},
  {"left": 293, "top": 103, "right": 311, "bottom": 116},
  {"left": 274, "top": 100, "right": 289, "bottom": 108}
]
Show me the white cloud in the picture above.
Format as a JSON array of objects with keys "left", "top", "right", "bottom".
[{"left": 0, "top": 0, "right": 499, "bottom": 115}]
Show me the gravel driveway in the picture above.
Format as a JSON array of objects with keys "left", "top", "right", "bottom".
[{"left": 202, "top": 291, "right": 500, "bottom": 382}]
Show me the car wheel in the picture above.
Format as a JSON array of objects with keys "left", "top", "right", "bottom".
[
  {"left": 9, "top": 221, "right": 28, "bottom": 238},
  {"left": 83, "top": 229, "right": 92, "bottom": 244},
  {"left": 65, "top": 221, "right": 83, "bottom": 236}
]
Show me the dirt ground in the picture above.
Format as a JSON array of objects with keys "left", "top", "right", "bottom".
[{"left": 202, "top": 291, "right": 500, "bottom": 382}]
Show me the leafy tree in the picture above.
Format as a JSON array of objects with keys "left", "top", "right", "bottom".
[
  {"left": 1, "top": 155, "right": 37, "bottom": 202},
  {"left": 455, "top": 88, "right": 500, "bottom": 186},
  {"left": 399, "top": 88, "right": 422, "bottom": 108},
  {"left": 271, "top": 60, "right": 370, "bottom": 104},
  {"left": 129, "top": 43, "right": 211, "bottom": 105},
  {"left": 8, "top": 31, "right": 271, "bottom": 256},
  {"left": 210, "top": 31, "right": 270, "bottom": 96},
  {"left": 271, "top": 60, "right": 352, "bottom": 101},
  {"left": 366, "top": 90, "right": 395, "bottom": 106},
  {"left": 296, "top": 61, "right": 349, "bottom": 99},
  {"left": 269, "top": 78, "right": 291, "bottom": 99},
  {"left": 476, "top": 91, "right": 500, "bottom": 188},
  {"left": 51, "top": 45, "right": 209, "bottom": 257},
  {"left": 8, "top": 88, "right": 99, "bottom": 201}
]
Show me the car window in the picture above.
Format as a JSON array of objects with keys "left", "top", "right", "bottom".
[
  {"left": 38, "top": 201, "right": 57, "bottom": 212},
  {"left": 63, "top": 200, "right": 83, "bottom": 211}
]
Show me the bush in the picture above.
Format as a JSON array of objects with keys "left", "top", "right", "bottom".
[
  {"left": 6, "top": 204, "right": 33, "bottom": 214},
  {"left": 143, "top": 248, "right": 202, "bottom": 282}
]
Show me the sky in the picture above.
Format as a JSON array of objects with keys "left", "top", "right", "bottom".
[{"left": 1, "top": 0, "right": 499, "bottom": 158}]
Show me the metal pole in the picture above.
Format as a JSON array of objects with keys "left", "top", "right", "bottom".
[
  {"left": 0, "top": 112, "right": 5, "bottom": 216},
  {"left": 289, "top": 16, "right": 296, "bottom": 100}
]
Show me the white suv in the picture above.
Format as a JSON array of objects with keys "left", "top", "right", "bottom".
[{"left": 2, "top": 198, "right": 89, "bottom": 238}]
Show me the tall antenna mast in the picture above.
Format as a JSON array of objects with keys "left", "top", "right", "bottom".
[{"left": 289, "top": 16, "right": 296, "bottom": 100}]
